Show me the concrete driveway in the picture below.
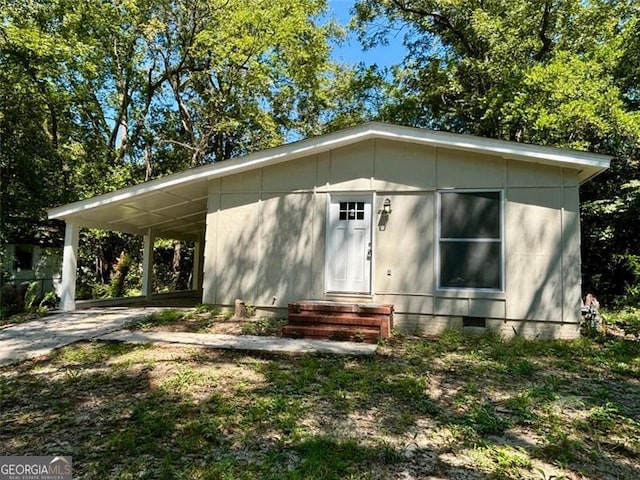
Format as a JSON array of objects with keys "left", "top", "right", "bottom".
[
  {"left": 0, "top": 308, "right": 155, "bottom": 366},
  {"left": 0, "top": 307, "right": 377, "bottom": 367}
]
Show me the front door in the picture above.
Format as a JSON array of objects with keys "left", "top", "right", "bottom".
[{"left": 326, "top": 194, "right": 373, "bottom": 294}]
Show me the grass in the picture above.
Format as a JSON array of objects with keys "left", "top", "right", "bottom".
[
  {"left": 603, "top": 306, "right": 640, "bottom": 336},
  {"left": 128, "top": 309, "right": 190, "bottom": 330},
  {"left": 128, "top": 306, "right": 288, "bottom": 337},
  {"left": 0, "top": 332, "right": 639, "bottom": 479},
  {"left": 241, "top": 317, "right": 288, "bottom": 336}
]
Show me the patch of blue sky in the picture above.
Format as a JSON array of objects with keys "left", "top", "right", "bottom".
[{"left": 324, "top": 0, "right": 408, "bottom": 69}]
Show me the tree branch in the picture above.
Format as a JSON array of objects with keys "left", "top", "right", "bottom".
[
  {"left": 390, "top": 0, "right": 479, "bottom": 57},
  {"left": 533, "top": 0, "right": 553, "bottom": 61}
]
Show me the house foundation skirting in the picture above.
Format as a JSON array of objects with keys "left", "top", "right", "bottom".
[
  {"left": 393, "top": 314, "right": 581, "bottom": 340},
  {"left": 219, "top": 304, "right": 581, "bottom": 340}
]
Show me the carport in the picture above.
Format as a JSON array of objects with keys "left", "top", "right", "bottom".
[{"left": 48, "top": 169, "right": 211, "bottom": 311}]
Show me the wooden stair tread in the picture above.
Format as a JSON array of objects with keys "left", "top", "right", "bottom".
[
  {"left": 282, "top": 324, "right": 381, "bottom": 342},
  {"left": 287, "top": 313, "right": 384, "bottom": 327},
  {"left": 289, "top": 301, "right": 393, "bottom": 315}
]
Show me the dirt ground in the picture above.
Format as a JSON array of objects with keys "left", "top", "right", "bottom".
[{"left": 156, "top": 313, "right": 248, "bottom": 334}]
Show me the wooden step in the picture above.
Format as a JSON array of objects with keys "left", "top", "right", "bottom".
[
  {"left": 284, "top": 300, "right": 394, "bottom": 342},
  {"left": 287, "top": 313, "right": 384, "bottom": 328},
  {"left": 282, "top": 324, "right": 381, "bottom": 342},
  {"left": 289, "top": 301, "right": 393, "bottom": 316}
]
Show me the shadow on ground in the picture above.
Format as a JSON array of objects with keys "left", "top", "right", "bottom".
[{"left": 0, "top": 332, "right": 638, "bottom": 479}]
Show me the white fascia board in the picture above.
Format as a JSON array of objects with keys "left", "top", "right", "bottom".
[
  {"left": 47, "top": 125, "right": 377, "bottom": 220},
  {"left": 48, "top": 122, "right": 612, "bottom": 219}
]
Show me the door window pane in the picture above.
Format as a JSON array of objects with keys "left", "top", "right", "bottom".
[{"left": 338, "top": 201, "right": 365, "bottom": 221}]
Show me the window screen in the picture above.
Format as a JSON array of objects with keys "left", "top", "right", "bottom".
[{"left": 439, "top": 191, "right": 502, "bottom": 290}]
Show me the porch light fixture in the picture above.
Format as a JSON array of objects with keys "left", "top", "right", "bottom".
[{"left": 380, "top": 198, "right": 392, "bottom": 215}]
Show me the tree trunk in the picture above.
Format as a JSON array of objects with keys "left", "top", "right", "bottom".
[
  {"left": 233, "top": 299, "right": 247, "bottom": 319},
  {"left": 171, "top": 242, "right": 181, "bottom": 290}
]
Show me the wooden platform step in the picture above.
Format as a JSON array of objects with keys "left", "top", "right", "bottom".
[
  {"left": 288, "top": 301, "right": 393, "bottom": 316},
  {"left": 282, "top": 324, "right": 381, "bottom": 342},
  {"left": 287, "top": 313, "right": 385, "bottom": 328},
  {"left": 283, "top": 300, "right": 393, "bottom": 343}
]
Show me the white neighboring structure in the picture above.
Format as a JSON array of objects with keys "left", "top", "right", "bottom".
[
  {"left": 3, "top": 243, "right": 62, "bottom": 297},
  {"left": 48, "top": 123, "right": 611, "bottom": 338}
]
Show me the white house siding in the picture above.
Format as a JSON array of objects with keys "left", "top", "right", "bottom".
[{"left": 203, "top": 139, "right": 583, "bottom": 339}]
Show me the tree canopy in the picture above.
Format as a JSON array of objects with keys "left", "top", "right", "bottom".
[
  {"left": 1, "top": 0, "right": 348, "bottom": 291},
  {"left": 353, "top": 0, "right": 640, "bottom": 304}
]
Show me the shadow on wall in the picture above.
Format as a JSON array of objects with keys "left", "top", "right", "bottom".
[
  {"left": 204, "top": 180, "right": 580, "bottom": 335},
  {"left": 208, "top": 191, "right": 323, "bottom": 309},
  {"left": 507, "top": 187, "right": 580, "bottom": 336},
  {"left": 375, "top": 193, "right": 433, "bottom": 297},
  {"left": 375, "top": 187, "right": 578, "bottom": 336}
]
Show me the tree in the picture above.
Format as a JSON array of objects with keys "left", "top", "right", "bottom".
[
  {"left": 3, "top": 0, "right": 340, "bottom": 175},
  {"left": 1, "top": 0, "right": 345, "bottom": 295},
  {"left": 353, "top": 0, "right": 640, "bottom": 305},
  {"left": 0, "top": 14, "right": 71, "bottom": 252}
]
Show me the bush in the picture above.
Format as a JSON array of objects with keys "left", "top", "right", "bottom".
[
  {"left": 613, "top": 254, "right": 640, "bottom": 308},
  {"left": 0, "top": 282, "right": 30, "bottom": 317},
  {"left": 24, "top": 282, "right": 39, "bottom": 311},
  {"left": 194, "top": 304, "right": 220, "bottom": 315},
  {"left": 130, "top": 309, "right": 188, "bottom": 330},
  {"left": 39, "top": 290, "right": 59, "bottom": 310},
  {"left": 0, "top": 283, "right": 58, "bottom": 319},
  {"left": 241, "top": 317, "right": 287, "bottom": 336}
]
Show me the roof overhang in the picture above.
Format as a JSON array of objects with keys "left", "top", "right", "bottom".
[{"left": 48, "top": 122, "right": 612, "bottom": 239}]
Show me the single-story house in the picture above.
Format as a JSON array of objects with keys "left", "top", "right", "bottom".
[{"left": 48, "top": 122, "right": 611, "bottom": 338}]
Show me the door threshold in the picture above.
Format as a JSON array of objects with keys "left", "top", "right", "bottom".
[{"left": 326, "top": 292, "right": 374, "bottom": 299}]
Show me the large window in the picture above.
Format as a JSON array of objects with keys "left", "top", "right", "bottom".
[{"left": 438, "top": 191, "right": 503, "bottom": 290}]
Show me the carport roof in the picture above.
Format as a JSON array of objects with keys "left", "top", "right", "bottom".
[{"left": 48, "top": 122, "right": 612, "bottom": 240}]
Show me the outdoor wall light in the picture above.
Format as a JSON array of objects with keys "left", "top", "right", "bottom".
[{"left": 381, "top": 198, "right": 392, "bottom": 214}]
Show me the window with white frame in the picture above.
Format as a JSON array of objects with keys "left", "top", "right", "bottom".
[{"left": 438, "top": 191, "right": 503, "bottom": 290}]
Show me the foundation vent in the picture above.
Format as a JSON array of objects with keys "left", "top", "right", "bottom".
[{"left": 463, "top": 316, "right": 486, "bottom": 328}]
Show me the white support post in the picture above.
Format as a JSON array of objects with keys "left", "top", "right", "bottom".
[
  {"left": 60, "top": 221, "right": 79, "bottom": 311},
  {"left": 142, "top": 229, "right": 155, "bottom": 300},
  {"left": 192, "top": 237, "right": 204, "bottom": 293}
]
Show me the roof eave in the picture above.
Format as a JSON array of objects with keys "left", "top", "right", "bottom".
[{"left": 48, "top": 122, "right": 612, "bottom": 220}]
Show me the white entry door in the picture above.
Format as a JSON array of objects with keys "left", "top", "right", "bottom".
[{"left": 326, "top": 194, "right": 373, "bottom": 294}]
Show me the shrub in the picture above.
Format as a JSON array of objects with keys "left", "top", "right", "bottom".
[
  {"left": 24, "top": 281, "right": 39, "bottom": 311},
  {"left": 0, "top": 282, "right": 29, "bottom": 317},
  {"left": 130, "top": 310, "right": 188, "bottom": 330},
  {"left": 39, "top": 290, "right": 59, "bottom": 310},
  {"left": 613, "top": 254, "right": 640, "bottom": 307},
  {"left": 194, "top": 303, "right": 220, "bottom": 315}
]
